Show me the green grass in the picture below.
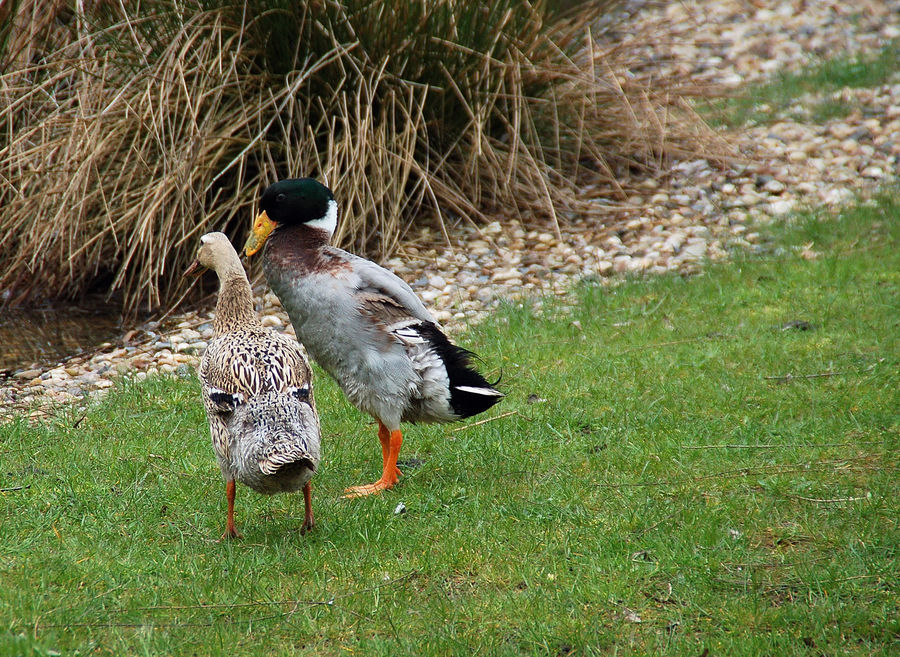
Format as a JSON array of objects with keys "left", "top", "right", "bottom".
[
  {"left": 704, "top": 40, "right": 900, "bottom": 127},
  {"left": 1, "top": 189, "right": 898, "bottom": 655}
]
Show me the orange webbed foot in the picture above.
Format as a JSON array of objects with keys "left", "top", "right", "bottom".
[
  {"left": 344, "top": 423, "right": 404, "bottom": 498},
  {"left": 342, "top": 467, "right": 402, "bottom": 499}
]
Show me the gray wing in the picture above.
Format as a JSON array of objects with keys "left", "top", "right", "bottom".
[{"left": 341, "top": 249, "right": 436, "bottom": 326}]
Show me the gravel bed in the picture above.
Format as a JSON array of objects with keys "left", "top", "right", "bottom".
[
  {"left": 625, "top": 0, "right": 900, "bottom": 86},
  {"left": 2, "top": 0, "right": 898, "bottom": 421}
]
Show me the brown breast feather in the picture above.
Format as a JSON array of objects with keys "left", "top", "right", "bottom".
[{"left": 268, "top": 228, "right": 352, "bottom": 275}]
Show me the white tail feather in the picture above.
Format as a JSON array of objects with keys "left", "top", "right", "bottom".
[{"left": 454, "top": 385, "right": 504, "bottom": 396}]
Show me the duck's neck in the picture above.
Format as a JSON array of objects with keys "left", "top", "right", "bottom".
[
  {"left": 213, "top": 273, "right": 261, "bottom": 335},
  {"left": 272, "top": 224, "right": 332, "bottom": 250},
  {"left": 265, "top": 225, "right": 333, "bottom": 275}
]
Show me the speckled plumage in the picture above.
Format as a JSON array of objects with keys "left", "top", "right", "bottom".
[
  {"left": 200, "top": 324, "right": 319, "bottom": 487},
  {"left": 243, "top": 179, "right": 502, "bottom": 496},
  {"left": 189, "top": 231, "right": 320, "bottom": 537}
]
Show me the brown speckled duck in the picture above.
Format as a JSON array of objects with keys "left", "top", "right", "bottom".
[
  {"left": 243, "top": 179, "right": 502, "bottom": 498},
  {"left": 186, "top": 232, "right": 321, "bottom": 538}
]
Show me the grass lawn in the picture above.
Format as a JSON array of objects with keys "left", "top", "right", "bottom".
[{"left": 1, "top": 189, "right": 897, "bottom": 655}]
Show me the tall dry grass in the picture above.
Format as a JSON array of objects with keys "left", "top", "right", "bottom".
[{"left": 0, "top": 0, "right": 726, "bottom": 315}]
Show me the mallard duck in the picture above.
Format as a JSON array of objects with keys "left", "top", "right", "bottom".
[
  {"left": 185, "top": 232, "right": 321, "bottom": 538},
  {"left": 243, "top": 179, "right": 502, "bottom": 497}
]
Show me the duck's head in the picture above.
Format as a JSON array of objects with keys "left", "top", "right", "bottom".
[
  {"left": 243, "top": 178, "right": 337, "bottom": 256},
  {"left": 185, "top": 231, "right": 243, "bottom": 278}
]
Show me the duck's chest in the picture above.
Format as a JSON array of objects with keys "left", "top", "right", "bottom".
[{"left": 264, "top": 258, "right": 368, "bottom": 357}]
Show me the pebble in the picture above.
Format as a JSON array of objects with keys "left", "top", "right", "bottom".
[
  {"left": 762, "top": 180, "right": 786, "bottom": 194},
  {"left": 15, "top": 369, "right": 41, "bottom": 380},
  {"left": 823, "top": 188, "right": 856, "bottom": 206},
  {"left": 769, "top": 200, "right": 795, "bottom": 216},
  {"left": 261, "top": 314, "right": 284, "bottom": 328},
  {"left": 681, "top": 241, "right": 708, "bottom": 261},
  {"left": 4, "top": 0, "right": 899, "bottom": 422}
]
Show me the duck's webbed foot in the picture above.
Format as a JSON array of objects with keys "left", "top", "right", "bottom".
[{"left": 342, "top": 423, "right": 403, "bottom": 498}]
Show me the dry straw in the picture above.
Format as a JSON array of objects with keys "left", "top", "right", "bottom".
[{"left": 0, "top": 1, "right": 728, "bottom": 315}]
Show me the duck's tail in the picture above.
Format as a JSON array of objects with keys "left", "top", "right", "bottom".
[
  {"left": 243, "top": 390, "right": 321, "bottom": 477},
  {"left": 258, "top": 436, "right": 318, "bottom": 477},
  {"left": 418, "top": 322, "right": 504, "bottom": 419}
]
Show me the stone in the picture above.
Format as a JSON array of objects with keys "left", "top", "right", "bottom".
[
  {"left": 261, "top": 314, "right": 284, "bottom": 328},
  {"left": 419, "top": 289, "right": 440, "bottom": 303},
  {"left": 840, "top": 139, "right": 860, "bottom": 154},
  {"left": 769, "top": 200, "right": 795, "bottom": 216},
  {"left": 762, "top": 179, "right": 786, "bottom": 194},
  {"left": 823, "top": 188, "right": 855, "bottom": 206},
  {"left": 492, "top": 269, "right": 521, "bottom": 283},
  {"left": 613, "top": 255, "right": 632, "bottom": 273},
  {"left": 829, "top": 123, "right": 857, "bottom": 139},
  {"left": 481, "top": 221, "right": 502, "bottom": 236},
  {"left": 681, "top": 240, "right": 707, "bottom": 261},
  {"left": 597, "top": 261, "right": 613, "bottom": 276},
  {"left": 15, "top": 369, "right": 41, "bottom": 380}
]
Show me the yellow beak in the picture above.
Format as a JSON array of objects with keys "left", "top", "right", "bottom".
[{"left": 243, "top": 210, "right": 277, "bottom": 256}]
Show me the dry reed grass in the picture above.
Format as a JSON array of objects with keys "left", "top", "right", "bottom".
[{"left": 0, "top": 1, "right": 728, "bottom": 315}]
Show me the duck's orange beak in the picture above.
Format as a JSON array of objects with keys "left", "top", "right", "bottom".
[{"left": 243, "top": 210, "right": 277, "bottom": 257}]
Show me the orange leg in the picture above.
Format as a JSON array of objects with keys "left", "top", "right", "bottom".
[
  {"left": 220, "top": 479, "right": 243, "bottom": 540},
  {"left": 300, "top": 481, "right": 315, "bottom": 535},
  {"left": 343, "top": 420, "right": 403, "bottom": 498}
]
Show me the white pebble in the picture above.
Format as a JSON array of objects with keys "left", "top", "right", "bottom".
[
  {"left": 769, "top": 200, "right": 795, "bottom": 216},
  {"left": 763, "top": 179, "right": 786, "bottom": 194}
]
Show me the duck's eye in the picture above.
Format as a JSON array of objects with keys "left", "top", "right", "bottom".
[{"left": 276, "top": 193, "right": 286, "bottom": 204}]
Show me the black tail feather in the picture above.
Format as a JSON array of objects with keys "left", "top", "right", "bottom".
[{"left": 417, "top": 322, "right": 503, "bottom": 419}]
